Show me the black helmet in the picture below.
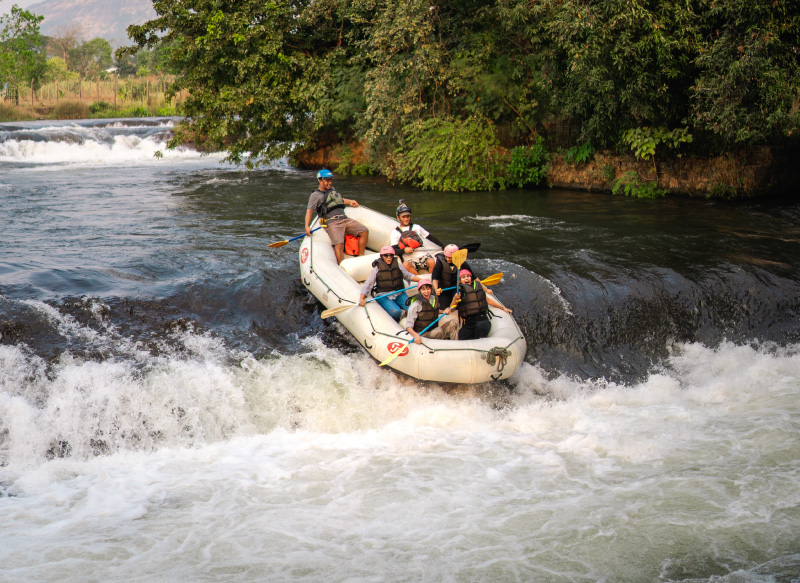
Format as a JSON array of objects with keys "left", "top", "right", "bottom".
[{"left": 396, "top": 199, "right": 411, "bottom": 216}]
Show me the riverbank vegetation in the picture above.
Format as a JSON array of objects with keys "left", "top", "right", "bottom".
[{"left": 120, "top": 0, "right": 800, "bottom": 195}]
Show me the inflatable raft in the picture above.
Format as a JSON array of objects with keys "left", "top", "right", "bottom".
[{"left": 299, "top": 206, "right": 526, "bottom": 383}]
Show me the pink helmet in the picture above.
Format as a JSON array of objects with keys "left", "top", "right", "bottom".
[
  {"left": 443, "top": 244, "right": 459, "bottom": 257},
  {"left": 416, "top": 277, "right": 433, "bottom": 290},
  {"left": 379, "top": 245, "right": 395, "bottom": 255},
  {"left": 459, "top": 269, "right": 472, "bottom": 277}
]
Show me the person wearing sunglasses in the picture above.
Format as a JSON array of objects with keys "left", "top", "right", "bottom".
[{"left": 358, "top": 246, "right": 421, "bottom": 321}]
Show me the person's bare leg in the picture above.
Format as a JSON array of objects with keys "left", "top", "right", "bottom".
[
  {"left": 333, "top": 243, "right": 345, "bottom": 264},
  {"left": 358, "top": 231, "right": 369, "bottom": 256},
  {"left": 404, "top": 260, "right": 419, "bottom": 275}
]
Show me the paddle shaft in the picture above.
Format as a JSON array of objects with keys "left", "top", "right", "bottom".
[
  {"left": 379, "top": 312, "right": 447, "bottom": 367},
  {"left": 291, "top": 226, "right": 322, "bottom": 242}
]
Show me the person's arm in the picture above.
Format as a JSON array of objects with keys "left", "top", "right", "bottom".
[
  {"left": 431, "top": 261, "right": 443, "bottom": 294},
  {"left": 399, "top": 262, "right": 420, "bottom": 282},
  {"left": 487, "top": 295, "right": 512, "bottom": 314},
  {"left": 359, "top": 268, "right": 378, "bottom": 305},
  {"left": 342, "top": 198, "right": 359, "bottom": 207},
  {"left": 304, "top": 208, "right": 315, "bottom": 236},
  {"left": 405, "top": 303, "right": 422, "bottom": 343},
  {"left": 427, "top": 234, "right": 444, "bottom": 247}
]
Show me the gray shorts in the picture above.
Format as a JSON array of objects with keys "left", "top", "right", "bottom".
[
  {"left": 325, "top": 217, "right": 368, "bottom": 245},
  {"left": 404, "top": 253, "right": 433, "bottom": 272}
]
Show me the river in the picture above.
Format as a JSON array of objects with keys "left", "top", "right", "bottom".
[{"left": 1, "top": 118, "right": 799, "bottom": 582}]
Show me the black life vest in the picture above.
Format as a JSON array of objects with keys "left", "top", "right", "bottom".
[
  {"left": 408, "top": 295, "right": 439, "bottom": 332},
  {"left": 372, "top": 257, "right": 405, "bottom": 294},
  {"left": 395, "top": 226, "right": 423, "bottom": 250},
  {"left": 314, "top": 188, "right": 347, "bottom": 219},
  {"left": 458, "top": 281, "right": 488, "bottom": 319},
  {"left": 435, "top": 253, "right": 459, "bottom": 290}
]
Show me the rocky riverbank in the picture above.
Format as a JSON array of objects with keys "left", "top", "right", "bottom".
[{"left": 295, "top": 141, "right": 800, "bottom": 199}]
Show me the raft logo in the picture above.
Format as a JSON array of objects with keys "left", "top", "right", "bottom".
[
  {"left": 300, "top": 248, "right": 309, "bottom": 264},
  {"left": 386, "top": 341, "right": 409, "bottom": 358}
]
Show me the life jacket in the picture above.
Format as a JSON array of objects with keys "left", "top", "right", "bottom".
[
  {"left": 395, "top": 226, "right": 423, "bottom": 250},
  {"left": 407, "top": 295, "right": 439, "bottom": 332},
  {"left": 458, "top": 281, "right": 488, "bottom": 319},
  {"left": 372, "top": 257, "right": 404, "bottom": 294},
  {"left": 344, "top": 233, "right": 359, "bottom": 256},
  {"left": 435, "top": 253, "right": 459, "bottom": 290},
  {"left": 314, "top": 188, "right": 347, "bottom": 219}
]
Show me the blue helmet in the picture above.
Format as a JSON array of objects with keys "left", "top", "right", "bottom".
[{"left": 317, "top": 169, "right": 333, "bottom": 180}]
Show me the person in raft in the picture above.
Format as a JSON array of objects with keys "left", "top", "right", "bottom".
[
  {"left": 454, "top": 269, "right": 512, "bottom": 341},
  {"left": 430, "top": 244, "right": 476, "bottom": 307},
  {"left": 389, "top": 200, "right": 443, "bottom": 275},
  {"left": 304, "top": 169, "right": 368, "bottom": 264},
  {"left": 405, "top": 278, "right": 459, "bottom": 343},
  {"left": 359, "top": 246, "right": 421, "bottom": 321}
]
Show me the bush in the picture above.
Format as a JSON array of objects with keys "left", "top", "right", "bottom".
[
  {"left": 51, "top": 101, "right": 90, "bottom": 120},
  {"left": 612, "top": 171, "right": 667, "bottom": 198},
  {"left": 0, "top": 103, "right": 36, "bottom": 122},
  {"left": 507, "top": 136, "right": 550, "bottom": 188},
  {"left": 89, "top": 101, "right": 112, "bottom": 114},
  {"left": 564, "top": 143, "right": 594, "bottom": 165},
  {"left": 391, "top": 116, "right": 508, "bottom": 191}
]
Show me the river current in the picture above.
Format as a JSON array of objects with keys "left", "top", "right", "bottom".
[{"left": 1, "top": 118, "right": 799, "bottom": 582}]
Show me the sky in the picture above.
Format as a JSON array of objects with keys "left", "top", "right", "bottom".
[{"left": 1, "top": 0, "right": 40, "bottom": 18}]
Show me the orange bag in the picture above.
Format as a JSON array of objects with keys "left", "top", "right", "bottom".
[{"left": 344, "top": 233, "right": 360, "bottom": 256}]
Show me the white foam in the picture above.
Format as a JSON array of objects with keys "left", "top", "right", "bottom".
[
  {"left": 1, "top": 328, "right": 798, "bottom": 581},
  {"left": 0, "top": 134, "right": 221, "bottom": 166}
]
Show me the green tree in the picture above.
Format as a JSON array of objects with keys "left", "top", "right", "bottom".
[
  {"left": 118, "top": 0, "right": 800, "bottom": 187},
  {"left": 0, "top": 5, "right": 44, "bottom": 97},
  {"left": 69, "top": 37, "right": 113, "bottom": 78},
  {"left": 121, "top": 0, "right": 358, "bottom": 166},
  {"left": 692, "top": 0, "right": 800, "bottom": 143},
  {"left": 42, "top": 56, "right": 79, "bottom": 83}
]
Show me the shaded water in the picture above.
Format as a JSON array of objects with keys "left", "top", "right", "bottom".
[{"left": 1, "top": 119, "right": 799, "bottom": 582}]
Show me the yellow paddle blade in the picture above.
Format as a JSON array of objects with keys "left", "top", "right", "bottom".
[
  {"left": 379, "top": 341, "right": 410, "bottom": 367},
  {"left": 267, "top": 240, "right": 289, "bottom": 248},
  {"left": 320, "top": 304, "right": 358, "bottom": 319},
  {"left": 480, "top": 272, "right": 503, "bottom": 286},
  {"left": 451, "top": 248, "right": 468, "bottom": 268}
]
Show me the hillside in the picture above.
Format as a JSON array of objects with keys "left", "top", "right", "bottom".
[{"left": 28, "top": 0, "right": 155, "bottom": 46}]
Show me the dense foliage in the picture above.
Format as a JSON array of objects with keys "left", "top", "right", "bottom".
[{"left": 119, "top": 0, "right": 800, "bottom": 188}]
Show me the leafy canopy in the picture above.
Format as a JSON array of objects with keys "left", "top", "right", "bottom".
[{"left": 118, "top": 0, "right": 800, "bottom": 188}]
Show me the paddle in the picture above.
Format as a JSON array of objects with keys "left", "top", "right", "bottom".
[
  {"left": 320, "top": 285, "right": 412, "bottom": 319},
  {"left": 450, "top": 248, "right": 468, "bottom": 269},
  {"left": 478, "top": 272, "right": 503, "bottom": 286},
  {"left": 319, "top": 272, "right": 503, "bottom": 320},
  {"left": 267, "top": 226, "right": 324, "bottom": 248},
  {"left": 419, "top": 242, "right": 481, "bottom": 254},
  {"left": 378, "top": 312, "right": 450, "bottom": 367}
]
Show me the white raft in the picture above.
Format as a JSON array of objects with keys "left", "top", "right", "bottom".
[{"left": 299, "top": 206, "right": 526, "bottom": 383}]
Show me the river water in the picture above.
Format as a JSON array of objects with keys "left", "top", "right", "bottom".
[{"left": 1, "top": 119, "right": 799, "bottom": 582}]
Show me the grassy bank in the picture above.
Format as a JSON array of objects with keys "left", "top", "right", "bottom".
[{"left": 0, "top": 76, "right": 184, "bottom": 121}]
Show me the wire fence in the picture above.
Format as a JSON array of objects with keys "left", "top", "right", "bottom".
[{"left": 2, "top": 76, "right": 183, "bottom": 111}]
